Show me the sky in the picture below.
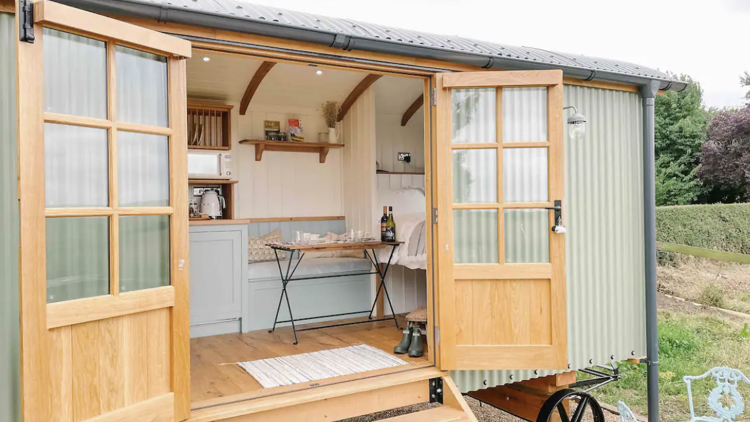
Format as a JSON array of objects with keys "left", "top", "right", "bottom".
[{"left": 243, "top": 0, "right": 748, "bottom": 109}]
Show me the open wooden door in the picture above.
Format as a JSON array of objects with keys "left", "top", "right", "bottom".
[
  {"left": 435, "top": 70, "right": 567, "bottom": 370},
  {"left": 16, "top": 2, "right": 191, "bottom": 421}
]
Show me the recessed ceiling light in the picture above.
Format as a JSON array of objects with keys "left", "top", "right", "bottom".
[
  {"left": 316, "top": 70, "right": 323, "bottom": 76},
  {"left": 202, "top": 56, "right": 210, "bottom": 62}
]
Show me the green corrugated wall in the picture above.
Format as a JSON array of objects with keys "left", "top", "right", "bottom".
[{"left": 0, "top": 11, "right": 21, "bottom": 422}]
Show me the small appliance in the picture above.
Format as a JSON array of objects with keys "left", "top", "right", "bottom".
[
  {"left": 200, "top": 190, "right": 225, "bottom": 219},
  {"left": 188, "top": 151, "right": 232, "bottom": 179}
]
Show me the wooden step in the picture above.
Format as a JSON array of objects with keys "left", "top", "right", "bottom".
[{"left": 379, "top": 406, "right": 469, "bottom": 422}]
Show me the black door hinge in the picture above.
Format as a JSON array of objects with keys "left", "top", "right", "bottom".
[
  {"left": 20, "top": 0, "right": 35, "bottom": 43},
  {"left": 429, "top": 377, "right": 444, "bottom": 404}
]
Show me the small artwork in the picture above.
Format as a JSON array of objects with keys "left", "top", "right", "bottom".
[
  {"left": 288, "top": 119, "right": 304, "bottom": 142},
  {"left": 264, "top": 120, "right": 281, "bottom": 141}
]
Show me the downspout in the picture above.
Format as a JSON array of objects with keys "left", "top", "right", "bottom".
[{"left": 641, "top": 79, "right": 660, "bottom": 422}]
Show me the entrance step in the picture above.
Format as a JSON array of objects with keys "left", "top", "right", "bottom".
[{"left": 379, "top": 406, "right": 470, "bottom": 422}]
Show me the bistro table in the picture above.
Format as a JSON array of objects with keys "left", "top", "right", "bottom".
[{"left": 266, "top": 240, "right": 404, "bottom": 345}]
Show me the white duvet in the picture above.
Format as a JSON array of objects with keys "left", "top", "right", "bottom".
[{"left": 376, "top": 213, "right": 427, "bottom": 270}]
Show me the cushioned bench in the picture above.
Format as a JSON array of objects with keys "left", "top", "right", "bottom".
[
  {"left": 247, "top": 257, "right": 371, "bottom": 280},
  {"left": 244, "top": 257, "right": 374, "bottom": 332}
]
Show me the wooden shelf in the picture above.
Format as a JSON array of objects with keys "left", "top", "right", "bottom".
[
  {"left": 188, "top": 179, "right": 239, "bottom": 185},
  {"left": 239, "top": 139, "right": 344, "bottom": 163},
  {"left": 188, "top": 145, "right": 230, "bottom": 151}
]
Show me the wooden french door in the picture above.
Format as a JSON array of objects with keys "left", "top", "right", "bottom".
[
  {"left": 435, "top": 70, "right": 567, "bottom": 370},
  {"left": 16, "top": 2, "right": 191, "bottom": 421}
]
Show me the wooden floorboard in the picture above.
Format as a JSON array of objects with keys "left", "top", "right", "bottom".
[{"left": 190, "top": 315, "right": 431, "bottom": 405}]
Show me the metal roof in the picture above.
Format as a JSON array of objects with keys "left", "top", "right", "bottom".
[{"left": 58, "top": 0, "right": 686, "bottom": 91}]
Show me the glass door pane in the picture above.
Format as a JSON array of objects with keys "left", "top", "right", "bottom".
[
  {"left": 44, "top": 124, "right": 109, "bottom": 207},
  {"left": 118, "top": 131, "right": 170, "bottom": 207},
  {"left": 46, "top": 217, "right": 110, "bottom": 303},
  {"left": 116, "top": 46, "right": 168, "bottom": 127},
  {"left": 119, "top": 215, "right": 170, "bottom": 292},
  {"left": 43, "top": 28, "right": 107, "bottom": 118}
]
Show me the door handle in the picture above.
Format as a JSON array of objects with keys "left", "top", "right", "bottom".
[{"left": 545, "top": 200, "right": 566, "bottom": 234}]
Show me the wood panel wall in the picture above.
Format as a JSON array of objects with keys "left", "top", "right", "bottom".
[
  {"left": 376, "top": 113, "right": 425, "bottom": 173},
  {"left": 48, "top": 309, "right": 173, "bottom": 422},
  {"left": 229, "top": 102, "right": 344, "bottom": 218}
]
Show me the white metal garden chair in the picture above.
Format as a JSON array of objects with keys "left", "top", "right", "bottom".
[
  {"left": 618, "top": 401, "right": 638, "bottom": 422},
  {"left": 684, "top": 366, "right": 750, "bottom": 422}
]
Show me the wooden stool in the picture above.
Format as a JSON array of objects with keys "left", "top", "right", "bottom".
[{"left": 406, "top": 307, "right": 428, "bottom": 336}]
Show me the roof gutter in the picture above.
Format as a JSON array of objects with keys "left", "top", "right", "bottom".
[{"left": 56, "top": 0, "right": 688, "bottom": 92}]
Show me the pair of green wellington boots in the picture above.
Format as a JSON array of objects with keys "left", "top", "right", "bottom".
[{"left": 394, "top": 322, "right": 423, "bottom": 357}]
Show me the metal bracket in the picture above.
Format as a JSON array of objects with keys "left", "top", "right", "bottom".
[
  {"left": 19, "top": 0, "right": 35, "bottom": 43},
  {"left": 568, "top": 363, "right": 620, "bottom": 393},
  {"left": 432, "top": 207, "right": 438, "bottom": 225},
  {"left": 431, "top": 87, "right": 437, "bottom": 106},
  {"left": 429, "top": 378, "right": 444, "bottom": 404}
]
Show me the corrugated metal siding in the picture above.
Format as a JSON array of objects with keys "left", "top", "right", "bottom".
[
  {"left": 68, "top": 0, "right": 676, "bottom": 84},
  {"left": 0, "top": 12, "right": 21, "bottom": 422},
  {"left": 452, "top": 85, "right": 646, "bottom": 393}
]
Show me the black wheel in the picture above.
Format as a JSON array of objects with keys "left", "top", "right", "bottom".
[{"left": 536, "top": 389, "right": 605, "bottom": 422}]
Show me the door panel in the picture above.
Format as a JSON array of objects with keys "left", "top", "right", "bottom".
[
  {"left": 436, "top": 70, "right": 567, "bottom": 370},
  {"left": 16, "top": 2, "right": 191, "bottom": 421}
]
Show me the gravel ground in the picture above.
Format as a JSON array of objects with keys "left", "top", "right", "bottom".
[{"left": 341, "top": 396, "right": 624, "bottom": 422}]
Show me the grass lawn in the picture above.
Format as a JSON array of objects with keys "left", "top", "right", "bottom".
[{"left": 588, "top": 307, "right": 750, "bottom": 421}]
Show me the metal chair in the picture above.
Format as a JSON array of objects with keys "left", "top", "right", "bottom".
[
  {"left": 684, "top": 366, "right": 750, "bottom": 422},
  {"left": 618, "top": 401, "right": 638, "bottom": 422}
]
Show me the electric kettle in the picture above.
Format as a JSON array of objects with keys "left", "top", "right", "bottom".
[{"left": 200, "top": 190, "right": 225, "bottom": 219}]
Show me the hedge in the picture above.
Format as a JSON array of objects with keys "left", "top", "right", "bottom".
[{"left": 656, "top": 203, "right": 750, "bottom": 254}]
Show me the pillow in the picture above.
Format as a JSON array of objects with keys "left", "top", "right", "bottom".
[{"left": 248, "top": 229, "right": 284, "bottom": 263}]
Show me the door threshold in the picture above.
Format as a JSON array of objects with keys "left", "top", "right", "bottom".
[{"left": 188, "top": 366, "right": 442, "bottom": 422}]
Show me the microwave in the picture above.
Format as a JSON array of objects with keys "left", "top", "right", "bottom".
[{"left": 188, "top": 151, "right": 233, "bottom": 179}]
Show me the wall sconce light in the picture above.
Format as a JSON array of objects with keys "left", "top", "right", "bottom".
[{"left": 564, "top": 106, "right": 587, "bottom": 141}]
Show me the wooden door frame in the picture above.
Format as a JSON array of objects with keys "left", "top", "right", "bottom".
[
  {"left": 434, "top": 70, "right": 567, "bottom": 371},
  {"left": 16, "top": 1, "right": 191, "bottom": 420}
]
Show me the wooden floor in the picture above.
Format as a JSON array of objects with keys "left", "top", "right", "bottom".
[{"left": 190, "top": 315, "right": 431, "bottom": 408}]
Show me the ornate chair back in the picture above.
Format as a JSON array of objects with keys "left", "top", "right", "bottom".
[{"left": 684, "top": 366, "right": 750, "bottom": 422}]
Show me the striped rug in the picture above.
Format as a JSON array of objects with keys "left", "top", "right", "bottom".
[{"left": 237, "top": 344, "right": 408, "bottom": 389}]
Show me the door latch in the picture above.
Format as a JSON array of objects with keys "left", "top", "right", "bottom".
[
  {"left": 545, "top": 200, "right": 566, "bottom": 234},
  {"left": 19, "top": 0, "right": 35, "bottom": 43}
]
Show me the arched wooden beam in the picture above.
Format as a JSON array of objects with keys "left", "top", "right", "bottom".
[
  {"left": 401, "top": 94, "right": 424, "bottom": 126},
  {"left": 240, "top": 61, "right": 276, "bottom": 115},
  {"left": 337, "top": 74, "right": 382, "bottom": 122}
]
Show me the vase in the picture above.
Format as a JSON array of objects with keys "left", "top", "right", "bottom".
[{"left": 328, "top": 127, "right": 339, "bottom": 144}]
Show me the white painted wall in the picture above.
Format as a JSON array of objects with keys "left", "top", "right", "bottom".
[
  {"left": 224, "top": 102, "right": 344, "bottom": 219},
  {"left": 375, "top": 112, "right": 425, "bottom": 173},
  {"left": 341, "top": 88, "right": 378, "bottom": 236}
]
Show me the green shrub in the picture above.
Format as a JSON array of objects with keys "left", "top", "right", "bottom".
[
  {"left": 698, "top": 284, "right": 725, "bottom": 308},
  {"left": 656, "top": 203, "right": 750, "bottom": 254}
]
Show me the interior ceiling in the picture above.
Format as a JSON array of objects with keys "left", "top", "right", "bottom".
[{"left": 186, "top": 51, "right": 424, "bottom": 114}]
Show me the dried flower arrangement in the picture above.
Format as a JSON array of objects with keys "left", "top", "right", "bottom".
[{"left": 322, "top": 101, "right": 338, "bottom": 129}]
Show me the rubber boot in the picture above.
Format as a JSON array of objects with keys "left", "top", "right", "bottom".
[
  {"left": 394, "top": 323, "right": 413, "bottom": 354},
  {"left": 407, "top": 326, "right": 424, "bottom": 358}
]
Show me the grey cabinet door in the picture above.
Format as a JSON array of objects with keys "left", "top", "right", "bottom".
[{"left": 189, "top": 230, "right": 243, "bottom": 325}]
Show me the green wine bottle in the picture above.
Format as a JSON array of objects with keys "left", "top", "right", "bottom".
[
  {"left": 381, "top": 206, "right": 388, "bottom": 241},
  {"left": 385, "top": 206, "right": 396, "bottom": 242}
]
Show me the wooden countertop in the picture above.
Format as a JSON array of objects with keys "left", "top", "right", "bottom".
[{"left": 190, "top": 219, "right": 251, "bottom": 226}]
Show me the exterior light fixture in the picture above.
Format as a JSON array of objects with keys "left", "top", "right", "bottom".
[
  {"left": 202, "top": 56, "right": 210, "bottom": 62},
  {"left": 316, "top": 70, "right": 323, "bottom": 76},
  {"left": 564, "top": 106, "right": 586, "bottom": 141}
]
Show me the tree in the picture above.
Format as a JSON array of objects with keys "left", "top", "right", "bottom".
[
  {"left": 698, "top": 104, "right": 750, "bottom": 202},
  {"left": 742, "top": 71, "right": 750, "bottom": 101},
  {"left": 654, "top": 75, "right": 708, "bottom": 205}
]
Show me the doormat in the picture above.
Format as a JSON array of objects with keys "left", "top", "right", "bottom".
[{"left": 237, "top": 344, "right": 408, "bottom": 389}]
